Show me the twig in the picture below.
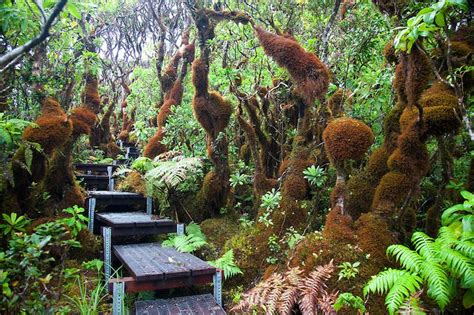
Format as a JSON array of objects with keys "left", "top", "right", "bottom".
[{"left": 0, "top": 0, "right": 68, "bottom": 69}]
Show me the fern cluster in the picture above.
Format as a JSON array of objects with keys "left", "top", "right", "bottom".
[
  {"left": 208, "top": 250, "right": 243, "bottom": 279},
  {"left": 162, "top": 222, "right": 207, "bottom": 253},
  {"left": 144, "top": 156, "right": 204, "bottom": 209},
  {"left": 231, "top": 261, "right": 337, "bottom": 314},
  {"left": 162, "top": 223, "right": 243, "bottom": 280},
  {"left": 364, "top": 190, "right": 474, "bottom": 314}
]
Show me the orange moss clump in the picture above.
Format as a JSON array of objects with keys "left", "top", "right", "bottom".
[
  {"left": 327, "top": 89, "right": 351, "bottom": 118},
  {"left": 23, "top": 117, "right": 72, "bottom": 155},
  {"left": 117, "top": 171, "right": 146, "bottom": 195},
  {"left": 82, "top": 75, "right": 101, "bottom": 113},
  {"left": 355, "top": 212, "right": 396, "bottom": 270},
  {"left": 371, "top": 171, "right": 413, "bottom": 215},
  {"left": 418, "top": 82, "right": 461, "bottom": 136},
  {"left": 156, "top": 99, "right": 175, "bottom": 128},
  {"left": 383, "top": 40, "right": 398, "bottom": 65},
  {"left": 387, "top": 124, "right": 430, "bottom": 179},
  {"left": 197, "top": 171, "right": 229, "bottom": 217},
  {"left": 191, "top": 59, "right": 209, "bottom": 97},
  {"left": 69, "top": 106, "right": 97, "bottom": 137},
  {"left": 254, "top": 26, "right": 329, "bottom": 105},
  {"left": 322, "top": 207, "right": 356, "bottom": 244},
  {"left": 143, "top": 129, "right": 167, "bottom": 159},
  {"left": 394, "top": 47, "right": 431, "bottom": 107},
  {"left": 166, "top": 80, "right": 184, "bottom": 105},
  {"left": 281, "top": 174, "right": 308, "bottom": 200},
  {"left": 193, "top": 91, "right": 232, "bottom": 138},
  {"left": 323, "top": 117, "right": 374, "bottom": 162},
  {"left": 40, "top": 96, "right": 65, "bottom": 116},
  {"left": 118, "top": 130, "right": 129, "bottom": 142}
]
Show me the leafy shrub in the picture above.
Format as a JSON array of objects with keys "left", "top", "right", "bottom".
[
  {"left": 364, "top": 190, "right": 474, "bottom": 314},
  {"left": 0, "top": 206, "right": 88, "bottom": 313},
  {"left": 303, "top": 165, "right": 327, "bottom": 188}
]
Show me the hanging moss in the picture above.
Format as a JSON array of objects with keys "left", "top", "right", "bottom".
[
  {"left": 191, "top": 59, "right": 209, "bottom": 97},
  {"left": 143, "top": 129, "right": 167, "bottom": 159},
  {"left": 254, "top": 26, "right": 329, "bottom": 105},
  {"left": 383, "top": 39, "right": 398, "bottom": 65},
  {"left": 327, "top": 89, "right": 352, "bottom": 118},
  {"left": 82, "top": 75, "right": 101, "bottom": 114},
  {"left": 69, "top": 106, "right": 97, "bottom": 137}
]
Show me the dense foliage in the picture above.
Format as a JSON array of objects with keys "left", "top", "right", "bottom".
[{"left": 0, "top": 0, "right": 472, "bottom": 313}]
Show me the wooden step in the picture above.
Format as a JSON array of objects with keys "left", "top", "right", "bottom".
[
  {"left": 86, "top": 191, "right": 152, "bottom": 233},
  {"left": 97, "top": 212, "right": 176, "bottom": 236},
  {"left": 76, "top": 174, "right": 111, "bottom": 190},
  {"left": 114, "top": 243, "right": 216, "bottom": 283},
  {"left": 74, "top": 163, "right": 118, "bottom": 174},
  {"left": 134, "top": 294, "right": 226, "bottom": 315}
]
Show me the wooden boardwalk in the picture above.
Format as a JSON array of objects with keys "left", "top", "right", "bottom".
[
  {"left": 79, "top": 160, "right": 224, "bottom": 314},
  {"left": 134, "top": 294, "right": 226, "bottom": 315}
]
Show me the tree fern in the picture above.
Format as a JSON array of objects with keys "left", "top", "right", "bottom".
[{"left": 208, "top": 250, "right": 243, "bottom": 280}]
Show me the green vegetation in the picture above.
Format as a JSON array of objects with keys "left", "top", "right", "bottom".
[{"left": 0, "top": 0, "right": 472, "bottom": 313}]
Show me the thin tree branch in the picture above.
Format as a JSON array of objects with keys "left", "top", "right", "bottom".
[{"left": 0, "top": 0, "right": 68, "bottom": 69}]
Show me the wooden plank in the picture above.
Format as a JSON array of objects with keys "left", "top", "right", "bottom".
[
  {"left": 109, "top": 274, "right": 214, "bottom": 293},
  {"left": 134, "top": 294, "right": 226, "bottom": 315},
  {"left": 88, "top": 191, "right": 144, "bottom": 199},
  {"left": 114, "top": 245, "right": 165, "bottom": 281},
  {"left": 159, "top": 247, "right": 216, "bottom": 276},
  {"left": 74, "top": 163, "right": 118, "bottom": 172},
  {"left": 96, "top": 212, "right": 174, "bottom": 228},
  {"left": 113, "top": 243, "right": 215, "bottom": 282}
]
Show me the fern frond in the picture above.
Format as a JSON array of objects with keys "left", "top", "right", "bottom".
[
  {"left": 364, "top": 269, "right": 415, "bottom": 297},
  {"left": 298, "top": 261, "right": 335, "bottom": 315},
  {"left": 385, "top": 272, "right": 423, "bottom": 315},
  {"left": 208, "top": 250, "right": 243, "bottom": 279},
  {"left": 277, "top": 268, "right": 302, "bottom": 315},
  {"left": 419, "top": 261, "right": 452, "bottom": 310},
  {"left": 387, "top": 245, "right": 424, "bottom": 273},
  {"left": 398, "top": 290, "right": 426, "bottom": 315},
  {"left": 437, "top": 225, "right": 461, "bottom": 247},
  {"left": 438, "top": 247, "right": 474, "bottom": 289},
  {"left": 454, "top": 240, "right": 474, "bottom": 259},
  {"left": 411, "top": 232, "right": 438, "bottom": 261},
  {"left": 317, "top": 290, "right": 338, "bottom": 315}
]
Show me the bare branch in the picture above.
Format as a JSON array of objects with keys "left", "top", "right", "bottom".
[{"left": 0, "top": 0, "right": 68, "bottom": 69}]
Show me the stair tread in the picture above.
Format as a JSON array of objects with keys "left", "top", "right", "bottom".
[
  {"left": 88, "top": 191, "right": 145, "bottom": 199},
  {"left": 96, "top": 212, "right": 174, "bottom": 227},
  {"left": 114, "top": 243, "right": 216, "bottom": 281},
  {"left": 134, "top": 294, "right": 225, "bottom": 315},
  {"left": 77, "top": 174, "right": 110, "bottom": 179}
]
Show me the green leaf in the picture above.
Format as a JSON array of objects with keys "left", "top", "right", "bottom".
[
  {"left": 67, "top": 3, "right": 81, "bottom": 19},
  {"left": 463, "top": 288, "right": 474, "bottom": 308},
  {"left": 434, "top": 12, "right": 446, "bottom": 27},
  {"left": 24, "top": 147, "right": 33, "bottom": 171}
]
